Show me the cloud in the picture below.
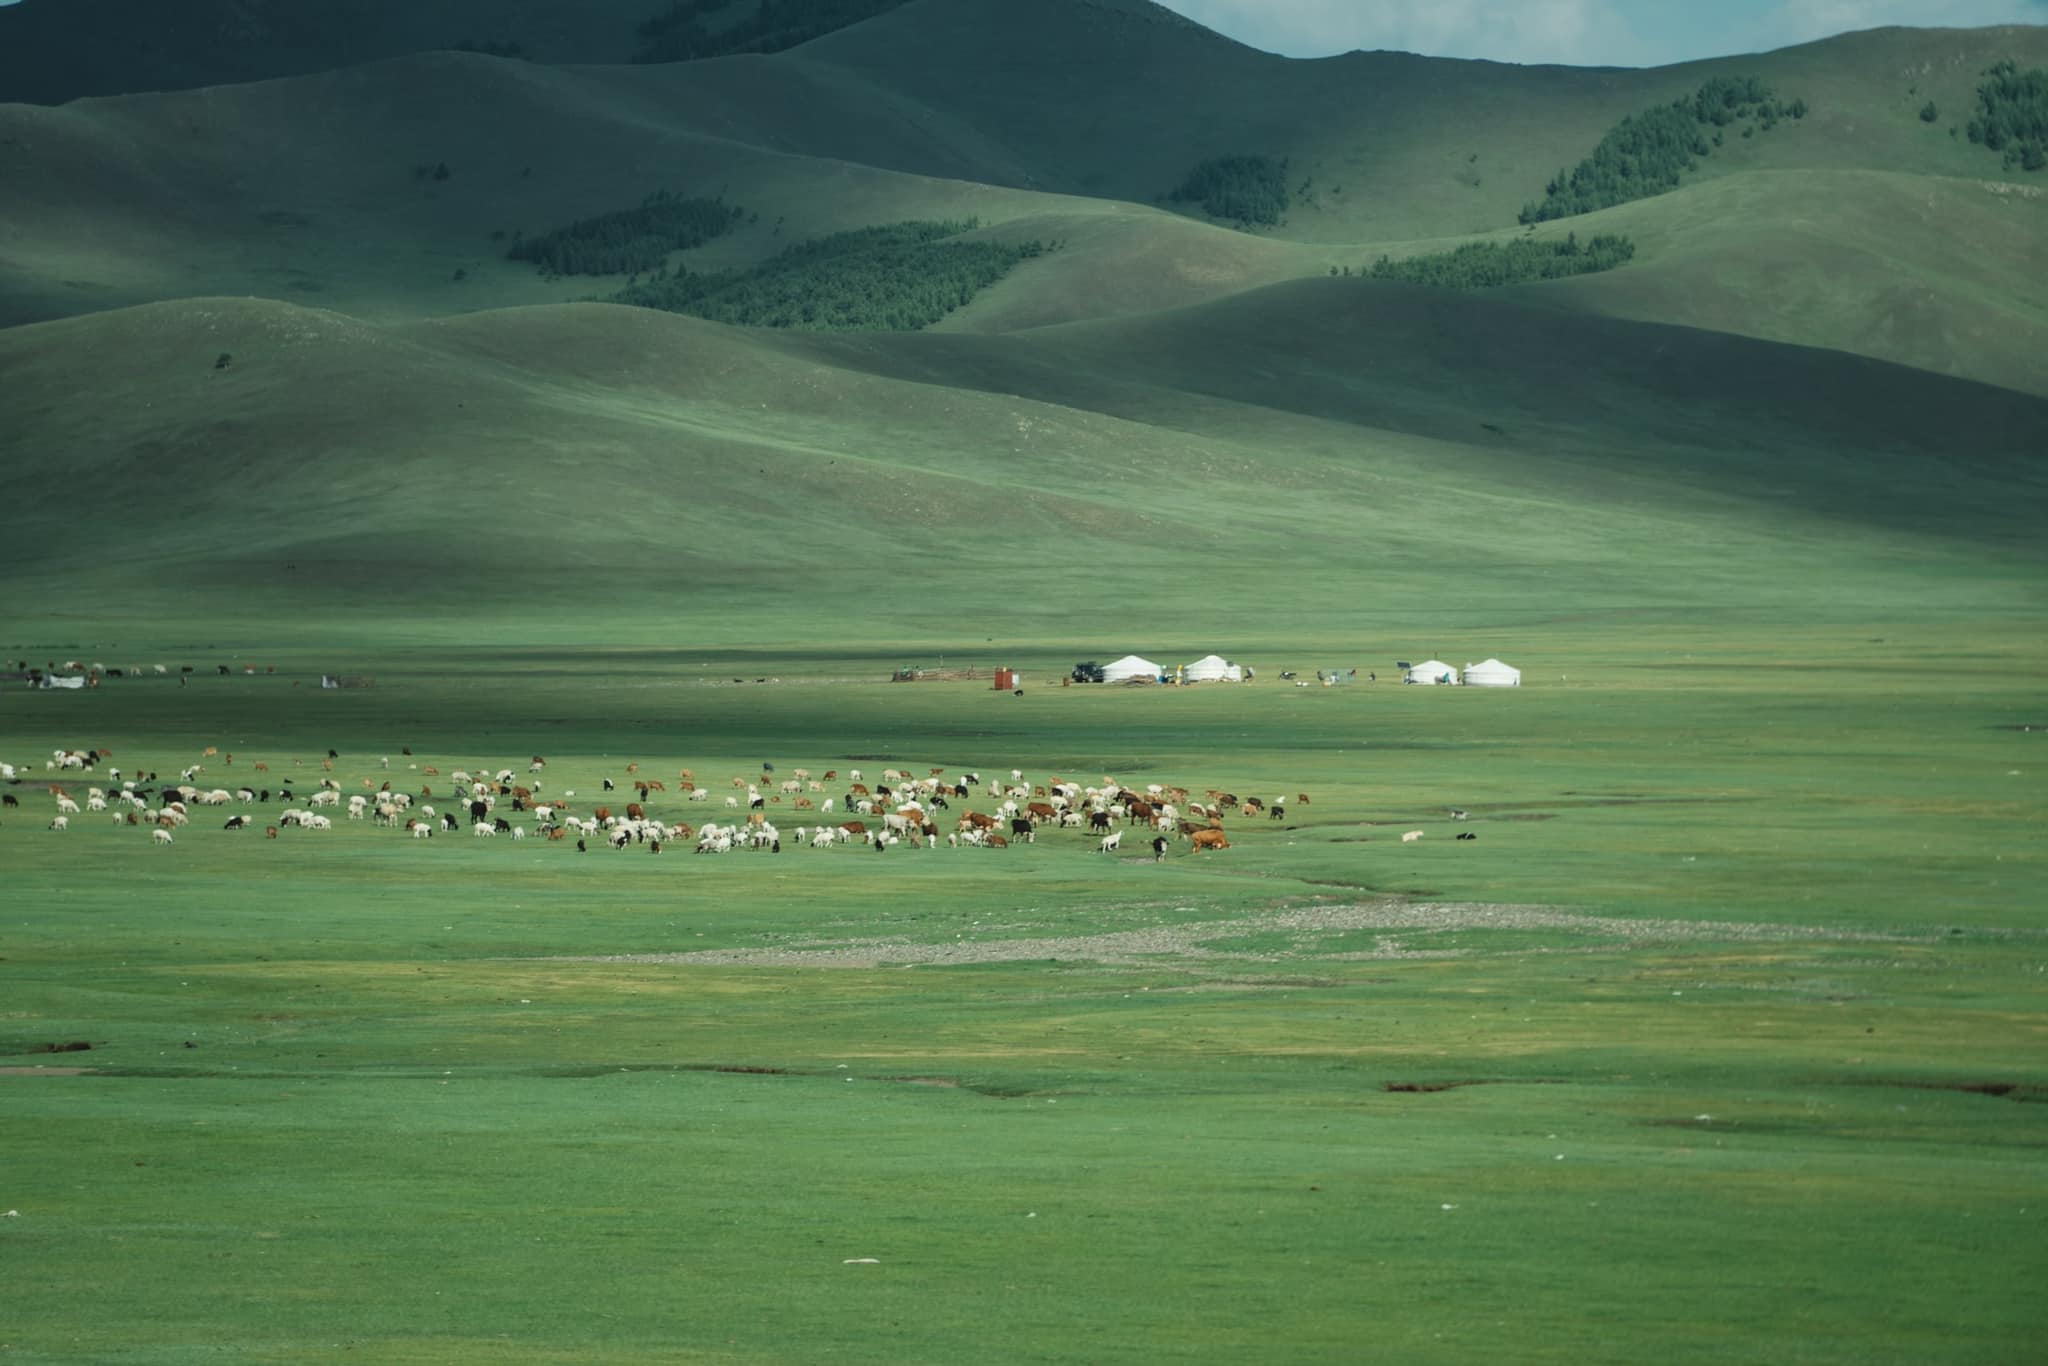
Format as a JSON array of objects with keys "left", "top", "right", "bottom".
[
  {"left": 1158, "top": 0, "right": 1650, "bottom": 65},
  {"left": 1158, "top": 0, "right": 2046, "bottom": 66},
  {"left": 1756, "top": 0, "right": 2048, "bottom": 47}
]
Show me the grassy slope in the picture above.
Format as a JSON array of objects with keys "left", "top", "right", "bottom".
[
  {"left": 0, "top": 0, "right": 655, "bottom": 104},
  {"left": 1, "top": 290, "right": 2041, "bottom": 646},
  {"left": 1, "top": 10, "right": 2043, "bottom": 396},
  {"left": 1499, "top": 170, "right": 2048, "bottom": 398},
  {"left": 800, "top": 3, "right": 2048, "bottom": 238},
  {"left": 0, "top": 47, "right": 1334, "bottom": 332}
]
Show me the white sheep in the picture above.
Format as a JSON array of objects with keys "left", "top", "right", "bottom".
[
  {"left": 48, "top": 815, "right": 69, "bottom": 831},
  {"left": 152, "top": 828, "right": 174, "bottom": 845}
]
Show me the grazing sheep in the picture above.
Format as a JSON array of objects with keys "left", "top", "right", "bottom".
[
  {"left": 152, "top": 828, "right": 174, "bottom": 845},
  {"left": 1099, "top": 830, "right": 1123, "bottom": 854},
  {"left": 48, "top": 815, "right": 69, "bottom": 831},
  {"left": 1401, "top": 830, "right": 1424, "bottom": 843}
]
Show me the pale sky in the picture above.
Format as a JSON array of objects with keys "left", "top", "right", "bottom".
[{"left": 1152, "top": 0, "right": 2048, "bottom": 66}]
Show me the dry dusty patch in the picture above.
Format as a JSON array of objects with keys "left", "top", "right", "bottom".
[{"left": 540, "top": 901, "right": 1952, "bottom": 970}]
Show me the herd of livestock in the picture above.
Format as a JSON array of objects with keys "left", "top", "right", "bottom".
[{"left": 4, "top": 751, "right": 1319, "bottom": 859}]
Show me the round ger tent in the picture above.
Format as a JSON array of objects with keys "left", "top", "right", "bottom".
[
  {"left": 1404, "top": 660, "right": 1459, "bottom": 685},
  {"left": 1183, "top": 654, "right": 1243, "bottom": 683},
  {"left": 1462, "top": 658, "right": 1522, "bottom": 687},
  {"left": 1101, "top": 654, "right": 1164, "bottom": 683}
]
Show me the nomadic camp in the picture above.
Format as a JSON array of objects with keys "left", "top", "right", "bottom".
[
  {"left": 1100, "top": 654, "right": 1165, "bottom": 683},
  {"left": 1183, "top": 654, "right": 1244, "bottom": 683},
  {"left": 1462, "top": 658, "right": 1523, "bottom": 687},
  {"left": 1404, "top": 660, "right": 1459, "bottom": 685}
]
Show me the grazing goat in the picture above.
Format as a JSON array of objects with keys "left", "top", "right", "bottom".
[{"left": 1099, "top": 830, "right": 1123, "bottom": 854}]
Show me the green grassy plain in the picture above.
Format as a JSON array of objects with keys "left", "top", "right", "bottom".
[{"left": 3, "top": 641, "right": 2045, "bottom": 1363}]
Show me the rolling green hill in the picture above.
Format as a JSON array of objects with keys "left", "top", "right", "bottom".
[
  {"left": 4, "top": 13, "right": 2044, "bottom": 394},
  {"left": 2, "top": 289, "right": 2039, "bottom": 645},
  {"left": 0, "top": 0, "right": 2044, "bottom": 648}
]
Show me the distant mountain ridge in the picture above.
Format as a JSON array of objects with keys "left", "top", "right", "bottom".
[{"left": 0, "top": 0, "right": 654, "bottom": 104}]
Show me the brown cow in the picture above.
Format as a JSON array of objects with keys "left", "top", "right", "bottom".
[
  {"left": 512, "top": 786, "right": 532, "bottom": 801},
  {"left": 625, "top": 802, "right": 645, "bottom": 821},
  {"left": 848, "top": 783, "right": 870, "bottom": 797},
  {"left": 265, "top": 826, "right": 280, "bottom": 839},
  {"left": 959, "top": 811, "right": 997, "bottom": 831},
  {"left": 1296, "top": 793, "right": 1311, "bottom": 805},
  {"left": 594, "top": 806, "right": 612, "bottom": 822},
  {"left": 644, "top": 780, "right": 666, "bottom": 792},
  {"left": 626, "top": 763, "right": 640, "bottom": 774},
  {"left": 1026, "top": 802, "right": 1056, "bottom": 823},
  {"left": 545, "top": 826, "right": 566, "bottom": 841},
  {"left": 987, "top": 834, "right": 1009, "bottom": 849},
  {"left": 1191, "top": 829, "right": 1230, "bottom": 851},
  {"left": 1242, "top": 797, "right": 1264, "bottom": 815},
  {"left": 839, "top": 820, "right": 868, "bottom": 836}
]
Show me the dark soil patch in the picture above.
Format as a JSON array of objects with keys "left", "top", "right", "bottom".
[
  {"left": 2, "top": 1041, "right": 94, "bottom": 1055},
  {"left": 1382, "top": 1078, "right": 1562, "bottom": 1093},
  {"left": 1496, "top": 813, "right": 1558, "bottom": 822},
  {"left": 1875, "top": 1079, "right": 2046, "bottom": 1102},
  {"left": 708, "top": 1065, "right": 788, "bottom": 1075}
]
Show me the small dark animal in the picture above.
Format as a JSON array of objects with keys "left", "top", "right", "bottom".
[
  {"left": 469, "top": 799, "right": 489, "bottom": 822},
  {"left": 1, "top": 794, "right": 16, "bottom": 808},
  {"left": 603, "top": 778, "right": 615, "bottom": 791},
  {"left": 1456, "top": 831, "right": 1477, "bottom": 841},
  {"left": 1152, "top": 836, "right": 1169, "bottom": 862},
  {"left": 493, "top": 817, "right": 512, "bottom": 833},
  {"left": 1010, "top": 817, "right": 1035, "bottom": 843},
  {"left": 223, "top": 815, "right": 248, "bottom": 830},
  {"left": 1269, "top": 805, "right": 1285, "bottom": 820},
  {"left": 576, "top": 839, "right": 587, "bottom": 852}
]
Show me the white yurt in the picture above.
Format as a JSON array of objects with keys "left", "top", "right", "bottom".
[
  {"left": 1102, "top": 654, "right": 1165, "bottom": 683},
  {"left": 1404, "top": 660, "right": 1460, "bottom": 686},
  {"left": 1462, "top": 658, "right": 1522, "bottom": 687},
  {"left": 1183, "top": 654, "right": 1243, "bottom": 683}
]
